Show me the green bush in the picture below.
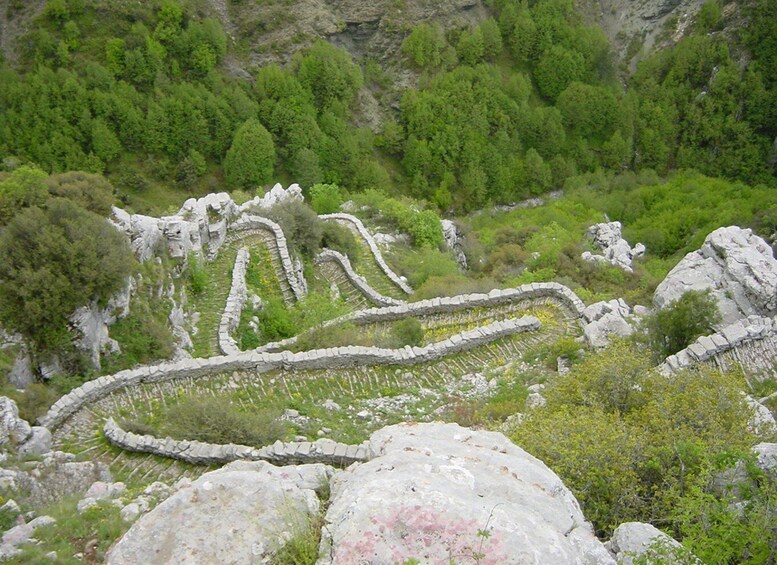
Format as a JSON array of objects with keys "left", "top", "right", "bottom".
[
  {"left": 321, "top": 221, "right": 359, "bottom": 262},
  {"left": 267, "top": 200, "right": 322, "bottom": 258},
  {"left": 309, "top": 183, "right": 342, "bottom": 214},
  {"left": 161, "top": 396, "right": 288, "bottom": 446},
  {"left": 644, "top": 289, "right": 721, "bottom": 361},
  {"left": 390, "top": 318, "right": 424, "bottom": 347},
  {"left": 186, "top": 254, "right": 207, "bottom": 295},
  {"left": 258, "top": 297, "right": 297, "bottom": 341}
]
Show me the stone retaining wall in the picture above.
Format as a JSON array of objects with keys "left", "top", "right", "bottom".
[
  {"left": 40, "top": 316, "right": 540, "bottom": 430},
  {"left": 104, "top": 418, "right": 369, "bottom": 467},
  {"left": 218, "top": 248, "right": 249, "bottom": 356},
  {"left": 659, "top": 315, "right": 777, "bottom": 376},
  {"left": 257, "top": 282, "right": 585, "bottom": 353},
  {"left": 320, "top": 213, "right": 414, "bottom": 295},
  {"left": 227, "top": 215, "right": 307, "bottom": 300},
  {"left": 316, "top": 249, "right": 405, "bottom": 308}
]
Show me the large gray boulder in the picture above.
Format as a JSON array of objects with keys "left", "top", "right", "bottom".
[
  {"left": 654, "top": 226, "right": 777, "bottom": 325},
  {"left": 754, "top": 443, "right": 777, "bottom": 474},
  {"left": 582, "top": 222, "right": 645, "bottom": 273},
  {"left": 0, "top": 397, "right": 31, "bottom": 448},
  {"left": 582, "top": 299, "right": 636, "bottom": 348},
  {"left": 106, "top": 461, "right": 333, "bottom": 565},
  {"left": 605, "top": 522, "right": 698, "bottom": 564},
  {"left": 319, "top": 423, "right": 614, "bottom": 564}
]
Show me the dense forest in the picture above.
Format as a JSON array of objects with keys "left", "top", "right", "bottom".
[{"left": 0, "top": 0, "right": 775, "bottom": 214}]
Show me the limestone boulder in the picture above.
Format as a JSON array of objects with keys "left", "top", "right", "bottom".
[
  {"left": 605, "top": 522, "right": 697, "bottom": 565},
  {"left": 239, "top": 182, "right": 303, "bottom": 213},
  {"left": 583, "top": 299, "right": 635, "bottom": 348},
  {"left": 754, "top": 443, "right": 777, "bottom": 473},
  {"left": 106, "top": 461, "right": 333, "bottom": 564},
  {"left": 654, "top": 226, "right": 777, "bottom": 325},
  {"left": 0, "top": 397, "right": 31, "bottom": 448},
  {"left": 582, "top": 222, "right": 645, "bottom": 272},
  {"left": 441, "top": 219, "right": 468, "bottom": 269},
  {"left": 318, "top": 422, "right": 614, "bottom": 564}
]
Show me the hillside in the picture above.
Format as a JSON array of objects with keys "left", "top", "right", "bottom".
[{"left": 0, "top": 0, "right": 776, "bottom": 563}]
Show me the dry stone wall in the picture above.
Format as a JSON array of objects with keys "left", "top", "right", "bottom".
[
  {"left": 320, "top": 213, "right": 414, "bottom": 295},
  {"left": 103, "top": 418, "right": 369, "bottom": 466},
  {"left": 257, "top": 281, "right": 585, "bottom": 353},
  {"left": 227, "top": 215, "right": 307, "bottom": 301},
  {"left": 316, "top": 249, "right": 405, "bottom": 307},
  {"left": 659, "top": 315, "right": 777, "bottom": 377},
  {"left": 40, "top": 316, "right": 541, "bottom": 430},
  {"left": 218, "top": 248, "right": 249, "bottom": 356}
]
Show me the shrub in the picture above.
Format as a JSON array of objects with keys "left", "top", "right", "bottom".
[
  {"left": 390, "top": 318, "right": 424, "bottom": 347},
  {"left": 644, "top": 289, "right": 721, "bottom": 361},
  {"left": 186, "top": 254, "right": 207, "bottom": 295},
  {"left": 321, "top": 221, "right": 359, "bottom": 261},
  {"left": 258, "top": 297, "right": 297, "bottom": 341},
  {"left": 161, "top": 396, "right": 287, "bottom": 447},
  {"left": 309, "top": 182, "right": 342, "bottom": 214},
  {"left": 267, "top": 200, "right": 322, "bottom": 258}
]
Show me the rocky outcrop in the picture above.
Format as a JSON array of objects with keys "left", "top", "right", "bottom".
[
  {"left": 238, "top": 182, "right": 303, "bottom": 213},
  {"left": 69, "top": 279, "right": 134, "bottom": 370},
  {"left": 581, "top": 222, "right": 645, "bottom": 273},
  {"left": 582, "top": 298, "right": 637, "bottom": 348},
  {"left": 0, "top": 397, "right": 31, "bottom": 449},
  {"left": 319, "top": 423, "right": 614, "bottom": 564},
  {"left": 0, "top": 515, "right": 56, "bottom": 561},
  {"left": 754, "top": 443, "right": 777, "bottom": 474},
  {"left": 106, "top": 460, "right": 333, "bottom": 564},
  {"left": 654, "top": 226, "right": 777, "bottom": 325},
  {"left": 442, "top": 219, "right": 468, "bottom": 269},
  {"left": 105, "top": 423, "right": 617, "bottom": 563},
  {"left": 605, "top": 522, "right": 697, "bottom": 565},
  {"left": 0, "top": 450, "right": 111, "bottom": 507},
  {"left": 111, "top": 192, "right": 241, "bottom": 261}
]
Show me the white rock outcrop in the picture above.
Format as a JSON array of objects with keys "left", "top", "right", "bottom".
[
  {"left": 239, "top": 182, "right": 303, "bottom": 213},
  {"left": 582, "top": 299, "right": 635, "bottom": 348},
  {"left": 319, "top": 423, "right": 614, "bottom": 564},
  {"left": 582, "top": 222, "right": 645, "bottom": 272},
  {"left": 605, "top": 522, "right": 697, "bottom": 565},
  {"left": 106, "top": 461, "right": 333, "bottom": 564},
  {"left": 754, "top": 443, "right": 777, "bottom": 474},
  {"left": 441, "top": 219, "right": 468, "bottom": 269},
  {"left": 111, "top": 192, "right": 242, "bottom": 261},
  {"left": 654, "top": 226, "right": 777, "bottom": 325}
]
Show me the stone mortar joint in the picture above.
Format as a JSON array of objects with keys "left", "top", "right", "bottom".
[
  {"left": 218, "top": 248, "right": 249, "bottom": 355},
  {"left": 659, "top": 315, "right": 777, "bottom": 375},
  {"left": 40, "top": 315, "right": 542, "bottom": 431},
  {"left": 103, "top": 418, "right": 370, "bottom": 466},
  {"left": 316, "top": 249, "right": 406, "bottom": 308},
  {"left": 319, "top": 213, "right": 414, "bottom": 295}
]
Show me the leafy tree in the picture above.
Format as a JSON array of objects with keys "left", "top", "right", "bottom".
[
  {"left": 0, "top": 199, "right": 133, "bottom": 352},
  {"left": 309, "top": 182, "right": 342, "bottom": 214},
  {"left": 401, "top": 24, "right": 447, "bottom": 69},
  {"left": 534, "top": 45, "right": 585, "bottom": 101},
  {"left": 45, "top": 171, "right": 115, "bottom": 216},
  {"left": 457, "top": 27, "right": 485, "bottom": 65},
  {"left": 479, "top": 18, "right": 503, "bottom": 61},
  {"left": 0, "top": 165, "right": 48, "bottom": 224},
  {"left": 91, "top": 118, "right": 122, "bottom": 163},
  {"left": 267, "top": 199, "right": 322, "bottom": 257},
  {"left": 645, "top": 289, "right": 722, "bottom": 360},
  {"left": 296, "top": 41, "right": 363, "bottom": 111},
  {"left": 223, "top": 118, "right": 275, "bottom": 189}
]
